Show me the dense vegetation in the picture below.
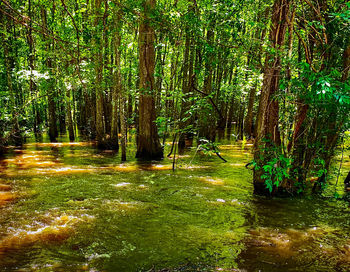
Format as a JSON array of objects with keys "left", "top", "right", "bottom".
[{"left": 0, "top": 0, "right": 349, "bottom": 196}]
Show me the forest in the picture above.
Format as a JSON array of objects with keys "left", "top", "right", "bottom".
[{"left": 0, "top": 0, "right": 350, "bottom": 271}]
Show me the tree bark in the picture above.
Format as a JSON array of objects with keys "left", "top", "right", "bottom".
[
  {"left": 244, "top": 82, "right": 257, "bottom": 139},
  {"left": 253, "top": 0, "right": 291, "bottom": 195},
  {"left": 92, "top": 0, "right": 106, "bottom": 148},
  {"left": 2, "top": 16, "right": 22, "bottom": 146},
  {"left": 178, "top": 29, "right": 193, "bottom": 151},
  {"left": 120, "top": 94, "right": 127, "bottom": 161},
  {"left": 199, "top": 19, "right": 216, "bottom": 142},
  {"left": 27, "top": 0, "right": 41, "bottom": 138},
  {"left": 110, "top": 6, "right": 122, "bottom": 151},
  {"left": 136, "top": 0, "right": 163, "bottom": 160},
  {"left": 41, "top": 7, "right": 58, "bottom": 142},
  {"left": 66, "top": 88, "right": 75, "bottom": 142}
]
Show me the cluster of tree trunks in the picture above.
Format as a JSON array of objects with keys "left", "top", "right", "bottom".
[
  {"left": 0, "top": 0, "right": 348, "bottom": 184},
  {"left": 253, "top": 0, "right": 291, "bottom": 196}
]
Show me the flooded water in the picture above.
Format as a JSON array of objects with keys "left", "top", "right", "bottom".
[{"left": 0, "top": 137, "right": 349, "bottom": 271}]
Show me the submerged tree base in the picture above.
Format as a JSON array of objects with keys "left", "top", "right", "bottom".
[
  {"left": 95, "top": 137, "right": 119, "bottom": 151},
  {"left": 135, "top": 149, "right": 163, "bottom": 161},
  {"left": 253, "top": 181, "right": 295, "bottom": 197}
]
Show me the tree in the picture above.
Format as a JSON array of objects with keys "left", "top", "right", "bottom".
[
  {"left": 253, "top": 0, "right": 291, "bottom": 195},
  {"left": 136, "top": 0, "right": 163, "bottom": 160},
  {"left": 92, "top": 0, "right": 106, "bottom": 148},
  {"left": 41, "top": 6, "right": 58, "bottom": 142}
]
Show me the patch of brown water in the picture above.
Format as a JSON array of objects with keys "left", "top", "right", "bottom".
[
  {"left": 246, "top": 225, "right": 339, "bottom": 259},
  {"left": 0, "top": 184, "right": 11, "bottom": 191},
  {"left": 0, "top": 192, "right": 17, "bottom": 207},
  {"left": 24, "top": 142, "right": 93, "bottom": 148},
  {"left": 0, "top": 213, "right": 94, "bottom": 255}
]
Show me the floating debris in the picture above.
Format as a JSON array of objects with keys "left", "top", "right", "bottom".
[{"left": 112, "top": 182, "right": 131, "bottom": 188}]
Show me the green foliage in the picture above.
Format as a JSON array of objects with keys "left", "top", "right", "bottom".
[
  {"left": 290, "top": 63, "right": 350, "bottom": 112},
  {"left": 259, "top": 154, "right": 292, "bottom": 193},
  {"left": 198, "top": 139, "right": 219, "bottom": 157},
  {"left": 312, "top": 158, "right": 327, "bottom": 179},
  {"left": 155, "top": 116, "right": 169, "bottom": 139},
  {"left": 254, "top": 141, "right": 293, "bottom": 193}
]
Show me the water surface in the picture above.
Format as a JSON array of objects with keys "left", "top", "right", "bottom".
[{"left": 0, "top": 138, "right": 349, "bottom": 271}]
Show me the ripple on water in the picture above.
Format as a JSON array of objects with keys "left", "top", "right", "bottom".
[
  {"left": 244, "top": 225, "right": 342, "bottom": 260},
  {"left": 198, "top": 176, "right": 224, "bottom": 185},
  {"left": 0, "top": 213, "right": 94, "bottom": 255}
]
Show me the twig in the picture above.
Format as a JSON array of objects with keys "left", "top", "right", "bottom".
[
  {"left": 214, "top": 151, "right": 227, "bottom": 162},
  {"left": 167, "top": 133, "right": 177, "bottom": 157},
  {"left": 172, "top": 135, "right": 177, "bottom": 171},
  {"left": 191, "top": 76, "right": 224, "bottom": 120}
]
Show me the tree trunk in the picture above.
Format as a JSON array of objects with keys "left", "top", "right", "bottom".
[
  {"left": 27, "top": 0, "right": 40, "bottom": 138},
  {"left": 215, "top": 53, "right": 226, "bottom": 140},
  {"left": 92, "top": 0, "right": 106, "bottom": 148},
  {"left": 2, "top": 16, "right": 22, "bottom": 146},
  {"left": 244, "top": 82, "right": 257, "bottom": 139},
  {"left": 66, "top": 88, "right": 75, "bottom": 142},
  {"left": 58, "top": 90, "right": 66, "bottom": 134},
  {"left": 199, "top": 20, "right": 216, "bottom": 142},
  {"left": 110, "top": 6, "right": 122, "bottom": 151},
  {"left": 120, "top": 94, "right": 127, "bottom": 161},
  {"left": 253, "top": 0, "right": 291, "bottom": 196},
  {"left": 127, "top": 59, "right": 133, "bottom": 126},
  {"left": 178, "top": 27, "right": 193, "bottom": 151},
  {"left": 41, "top": 7, "right": 58, "bottom": 142},
  {"left": 136, "top": 0, "right": 163, "bottom": 160}
]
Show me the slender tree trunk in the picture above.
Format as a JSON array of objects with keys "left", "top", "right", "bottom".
[
  {"left": 110, "top": 6, "right": 122, "bottom": 151},
  {"left": 41, "top": 7, "right": 58, "bottom": 142},
  {"left": 178, "top": 30, "right": 191, "bottom": 151},
  {"left": 92, "top": 0, "right": 106, "bottom": 148},
  {"left": 127, "top": 59, "right": 133, "bottom": 126},
  {"left": 120, "top": 93, "right": 127, "bottom": 161},
  {"left": 66, "top": 88, "right": 75, "bottom": 141},
  {"left": 244, "top": 81, "right": 257, "bottom": 138},
  {"left": 2, "top": 16, "right": 22, "bottom": 146},
  {"left": 215, "top": 53, "right": 226, "bottom": 139},
  {"left": 58, "top": 89, "right": 66, "bottom": 134},
  {"left": 27, "top": 0, "right": 40, "bottom": 138},
  {"left": 136, "top": 0, "right": 163, "bottom": 160},
  {"left": 199, "top": 20, "right": 216, "bottom": 142},
  {"left": 155, "top": 35, "right": 166, "bottom": 114}
]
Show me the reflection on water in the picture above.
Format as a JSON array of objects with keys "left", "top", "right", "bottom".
[
  {"left": 198, "top": 176, "right": 225, "bottom": 185},
  {"left": 0, "top": 191, "right": 16, "bottom": 207},
  {"left": 0, "top": 138, "right": 349, "bottom": 271}
]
